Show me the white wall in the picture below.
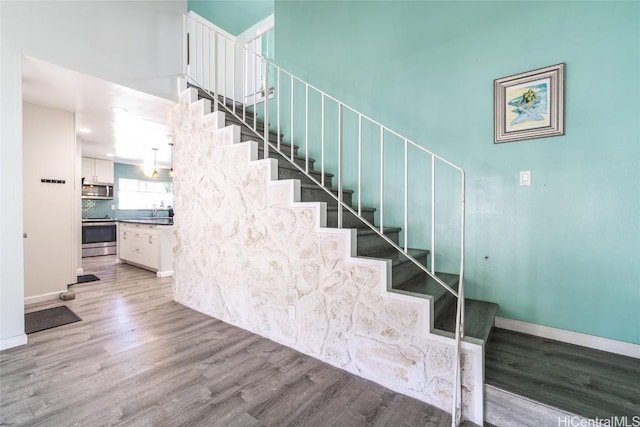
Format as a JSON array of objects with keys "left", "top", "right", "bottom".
[
  {"left": 0, "top": 0, "right": 186, "bottom": 349},
  {"left": 22, "top": 103, "right": 76, "bottom": 300}
]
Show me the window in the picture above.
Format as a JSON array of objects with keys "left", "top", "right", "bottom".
[{"left": 118, "top": 178, "right": 173, "bottom": 210}]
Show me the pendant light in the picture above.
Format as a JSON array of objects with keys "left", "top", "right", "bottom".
[
  {"left": 168, "top": 142, "right": 174, "bottom": 177},
  {"left": 151, "top": 148, "right": 159, "bottom": 179}
]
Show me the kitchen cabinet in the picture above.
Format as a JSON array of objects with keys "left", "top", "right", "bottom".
[
  {"left": 82, "top": 157, "right": 114, "bottom": 184},
  {"left": 117, "top": 222, "right": 173, "bottom": 277}
]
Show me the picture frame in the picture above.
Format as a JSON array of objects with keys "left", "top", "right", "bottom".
[{"left": 494, "top": 63, "right": 565, "bottom": 144}]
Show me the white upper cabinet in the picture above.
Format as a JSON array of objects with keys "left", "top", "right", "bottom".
[{"left": 82, "top": 157, "right": 114, "bottom": 184}]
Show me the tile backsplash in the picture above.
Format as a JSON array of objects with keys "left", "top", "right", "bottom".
[{"left": 82, "top": 199, "right": 114, "bottom": 219}]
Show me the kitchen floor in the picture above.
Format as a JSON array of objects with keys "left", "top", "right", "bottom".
[{"left": 2, "top": 255, "right": 474, "bottom": 427}]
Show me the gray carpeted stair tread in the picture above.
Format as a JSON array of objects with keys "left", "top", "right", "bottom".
[
  {"left": 434, "top": 299, "right": 498, "bottom": 342},
  {"left": 326, "top": 205, "right": 374, "bottom": 213},
  {"left": 259, "top": 149, "right": 317, "bottom": 165},
  {"left": 394, "top": 272, "right": 459, "bottom": 300},
  {"left": 299, "top": 183, "right": 353, "bottom": 194},
  {"left": 276, "top": 159, "right": 333, "bottom": 177},
  {"left": 356, "top": 226, "right": 400, "bottom": 236},
  {"left": 364, "top": 248, "right": 429, "bottom": 267}
]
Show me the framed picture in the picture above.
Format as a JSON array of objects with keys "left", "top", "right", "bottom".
[{"left": 494, "top": 63, "right": 565, "bottom": 144}]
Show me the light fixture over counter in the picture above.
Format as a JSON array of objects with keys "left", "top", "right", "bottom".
[
  {"left": 151, "top": 148, "right": 159, "bottom": 179},
  {"left": 168, "top": 142, "right": 174, "bottom": 178}
]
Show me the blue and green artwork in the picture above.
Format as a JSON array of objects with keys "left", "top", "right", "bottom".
[{"left": 505, "top": 79, "right": 550, "bottom": 131}]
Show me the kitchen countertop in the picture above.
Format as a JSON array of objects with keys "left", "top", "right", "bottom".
[{"left": 118, "top": 218, "right": 174, "bottom": 226}]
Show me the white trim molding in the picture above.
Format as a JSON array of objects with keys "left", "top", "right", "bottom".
[
  {"left": 236, "top": 14, "right": 275, "bottom": 45},
  {"left": 24, "top": 290, "right": 64, "bottom": 306},
  {"left": 156, "top": 270, "right": 173, "bottom": 278},
  {"left": 0, "top": 334, "right": 28, "bottom": 351},
  {"left": 187, "top": 11, "right": 236, "bottom": 41},
  {"left": 496, "top": 317, "right": 640, "bottom": 359}
]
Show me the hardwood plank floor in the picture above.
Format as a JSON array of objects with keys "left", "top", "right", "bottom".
[
  {"left": 485, "top": 328, "right": 640, "bottom": 420},
  {"left": 1, "top": 256, "right": 472, "bottom": 427}
]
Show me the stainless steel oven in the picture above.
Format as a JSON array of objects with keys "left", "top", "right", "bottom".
[{"left": 82, "top": 220, "right": 117, "bottom": 257}]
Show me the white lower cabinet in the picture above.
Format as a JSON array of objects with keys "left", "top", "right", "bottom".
[{"left": 117, "top": 223, "right": 173, "bottom": 277}]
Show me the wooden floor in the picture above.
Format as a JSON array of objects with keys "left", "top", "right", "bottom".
[
  {"left": 485, "top": 327, "right": 640, "bottom": 419},
  {"left": 1, "top": 256, "right": 471, "bottom": 427}
]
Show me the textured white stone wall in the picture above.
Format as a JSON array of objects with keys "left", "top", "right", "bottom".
[{"left": 171, "top": 89, "right": 483, "bottom": 423}]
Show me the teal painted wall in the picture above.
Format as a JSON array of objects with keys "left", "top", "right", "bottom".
[
  {"left": 82, "top": 163, "right": 173, "bottom": 220},
  {"left": 274, "top": 1, "right": 640, "bottom": 344},
  {"left": 189, "top": 0, "right": 273, "bottom": 35}
]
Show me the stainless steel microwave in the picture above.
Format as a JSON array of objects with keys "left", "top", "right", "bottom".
[{"left": 82, "top": 183, "right": 113, "bottom": 199}]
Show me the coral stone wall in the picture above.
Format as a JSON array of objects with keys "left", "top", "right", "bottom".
[{"left": 171, "top": 89, "right": 483, "bottom": 423}]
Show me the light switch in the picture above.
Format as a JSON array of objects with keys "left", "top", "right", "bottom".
[{"left": 520, "top": 171, "right": 531, "bottom": 186}]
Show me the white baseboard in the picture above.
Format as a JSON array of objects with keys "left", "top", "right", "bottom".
[
  {"left": 485, "top": 384, "right": 586, "bottom": 427},
  {"left": 495, "top": 317, "right": 640, "bottom": 359},
  {"left": 24, "top": 290, "right": 64, "bottom": 306},
  {"left": 157, "top": 270, "right": 173, "bottom": 278},
  {"left": 0, "top": 334, "right": 27, "bottom": 351}
]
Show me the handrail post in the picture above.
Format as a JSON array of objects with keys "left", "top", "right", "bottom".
[
  {"left": 404, "top": 139, "right": 408, "bottom": 253},
  {"left": 263, "top": 59, "right": 269, "bottom": 155},
  {"left": 277, "top": 69, "right": 281, "bottom": 152},
  {"left": 431, "top": 156, "right": 436, "bottom": 274},
  {"left": 305, "top": 84, "right": 309, "bottom": 174},
  {"left": 241, "top": 47, "right": 246, "bottom": 121},
  {"left": 253, "top": 55, "right": 258, "bottom": 131},
  {"left": 321, "top": 94, "right": 325, "bottom": 187},
  {"left": 290, "top": 77, "right": 294, "bottom": 162},
  {"left": 379, "top": 127, "right": 384, "bottom": 233},
  {"left": 358, "top": 115, "right": 362, "bottom": 216},
  {"left": 459, "top": 170, "right": 466, "bottom": 339},
  {"left": 223, "top": 36, "right": 227, "bottom": 106},
  {"left": 213, "top": 31, "right": 218, "bottom": 111},
  {"left": 338, "top": 103, "right": 343, "bottom": 228}
]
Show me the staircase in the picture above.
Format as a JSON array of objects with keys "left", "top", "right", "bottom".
[
  {"left": 180, "top": 13, "right": 640, "bottom": 426},
  {"left": 193, "top": 86, "right": 498, "bottom": 348},
  {"left": 184, "top": 12, "right": 497, "bottom": 425}
]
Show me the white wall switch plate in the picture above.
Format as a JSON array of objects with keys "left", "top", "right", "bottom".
[
  {"left": 288, "top": 305, "right": 296, "bottom": 320},
  {"left": 520, "top": 171, "right": 531, "bottom": 186}
]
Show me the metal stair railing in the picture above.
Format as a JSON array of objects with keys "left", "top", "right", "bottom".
[{"left": 184, "top": 11, "right": 466, "bottom": 425}]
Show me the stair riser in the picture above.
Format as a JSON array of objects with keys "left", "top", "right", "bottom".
[
  {"left": 326, "top": 209, "right": 375, "bottom": 229},
  {"left": 222, "top": 109, "right": 278, "bottom": 131},
  {"left": 258, "top": 148, "right": 315, "bottom": 170},
  {"left": 238, "top": 126, "right": 283, "bottom": 143},
  {"left": 301, "top": 186, "right": 352, "bottom": 207},
  {"left": 228, "top": 117, "right": 271, "bottom": 136},
  {"left": 392, "top": 255, "right": 428, "bottom": 287},
  {"left": 357, "top": 231, "right": 400, "bottom": 256},
  {"left": 277, "top": 164, "right": 332, "bottom": 187},
  {"left": 434, "top": 291, "right": 456, "bottom": 324},
  {"left": 235, "top": 124, "right": 290, "bottom": 144},
  {"left": 244, "top": 135, "right": 298, "bottom": 158}
]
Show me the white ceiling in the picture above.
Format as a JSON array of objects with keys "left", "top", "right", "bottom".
[{"left": 21, "top": 57, "right": 176, "bottom": 168}]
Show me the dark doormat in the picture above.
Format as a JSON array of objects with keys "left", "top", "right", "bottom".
[
  {"left": 76, "top": 274, "right": 100, "bottom": 283},
  {"left": 25, "top": 306, "right": 82, "bottom": 334}
]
